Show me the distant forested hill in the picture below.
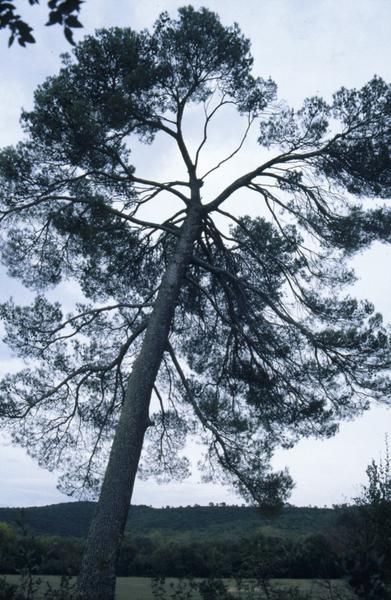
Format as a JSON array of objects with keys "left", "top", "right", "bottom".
[{"left": 0, "top": 502, "right": 337, "bottom": 540}]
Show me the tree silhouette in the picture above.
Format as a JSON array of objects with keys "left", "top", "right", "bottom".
[
  {"left": 0, "top": 6, "right": 390, "bottom": 599},
  {"left": 341, "top": 440, "right": 391, "bottom": 598}
]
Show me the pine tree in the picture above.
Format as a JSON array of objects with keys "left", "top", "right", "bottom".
[{"left": 0, "top": 7, "right": 390, "bottom": 599}]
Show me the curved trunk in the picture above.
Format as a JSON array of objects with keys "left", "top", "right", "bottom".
[{"left": 77, "top": 202, "right": 202, "bottom": 600}]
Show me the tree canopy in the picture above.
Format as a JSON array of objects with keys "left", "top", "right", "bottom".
[
  {"left": 0, "top": 6, "right": 390, "bottom": 598},
  {"left": 1, "top": 2, "right": 391, "bottom": 506}
]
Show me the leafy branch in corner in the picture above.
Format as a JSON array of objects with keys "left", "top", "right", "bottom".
[{"left": 0, "top": 0, "right": 83, "bottom": 47}]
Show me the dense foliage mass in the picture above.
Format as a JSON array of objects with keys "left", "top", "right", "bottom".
[
  {"left": 338, "top": 444, "right": 391, "bottom": 598},
  {"left": 0, "top": 504, "right": 358, "bottom": 580},
  {"left": 1, "top": 6, "right": 390, "bottom": 507},
  {"left": 0, "top": 484, "right": 389, "bottom": 584},
  {"left": 0, "top": 524, "right": 341, "bottom": 580},
  {"left": 0, "top": 503, "right": 337, "bottom": 540}
]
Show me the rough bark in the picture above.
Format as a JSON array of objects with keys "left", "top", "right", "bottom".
[{"left": 77, "top": 198, "right": 203, "bottom": 600}]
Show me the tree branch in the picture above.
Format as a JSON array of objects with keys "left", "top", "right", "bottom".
[{"left": 200, "top": 114, "right": 254, "bottom": 179}]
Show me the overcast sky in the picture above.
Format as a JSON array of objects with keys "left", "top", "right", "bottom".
[{"left": 0, "top": 0, "right": 390, "bottom": 509}]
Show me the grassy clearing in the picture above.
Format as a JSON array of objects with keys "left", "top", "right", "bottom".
[
  {"left": 3, "top": 576, "right": 353, "bottom": 599},
  {"left": 227, "top": 578, "right": 354, "bottom": 599}
]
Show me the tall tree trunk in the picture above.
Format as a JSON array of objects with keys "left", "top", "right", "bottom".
[{"left": 77, "top": 201, "right": 202, "bottom": 600}]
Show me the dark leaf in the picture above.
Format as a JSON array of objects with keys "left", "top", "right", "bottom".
[
  {"left": 46, "top": 10, "right": 63, "bottom": 25},
  {"left": 63, "top": 25, "right": 75, "bottom": 45},
  {"left": 1, "top": 13, "right": 14, "bottom": 25},
  {"left": 22, "top": 31, "right": 35, "bottom": 44},
  {"left": 65, "top": 14, "right": 82, "bottom": 28},
  {"left": 17, "top": 20, "right": 34, "bottom": 35},
  {"left": 0, "top": 3, "right": 16, "bottom": 13},
  {"left": 61, "top": 0, "right": 83, "bottom": 14}
]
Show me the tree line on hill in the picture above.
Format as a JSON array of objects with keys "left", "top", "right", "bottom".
[
  {"left": 0, "top": 445, "right": 390, "bottom": 599},
  {"left": 0, "top": 500, "right": 389, "bottom": 586},
  {"left": 0, "top": 503, "right": 336, "bottom": 539},
  {"left": 0, "top": 502, "right": 343, "bottom": 580}
]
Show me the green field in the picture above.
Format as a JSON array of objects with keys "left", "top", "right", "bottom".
[{"left": 4, "top": 576, "right": 355, "bottom": 599}]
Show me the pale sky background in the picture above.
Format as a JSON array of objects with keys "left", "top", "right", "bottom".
[{"left": 0, "top": 0, "right": 390, "bottom": 509}]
